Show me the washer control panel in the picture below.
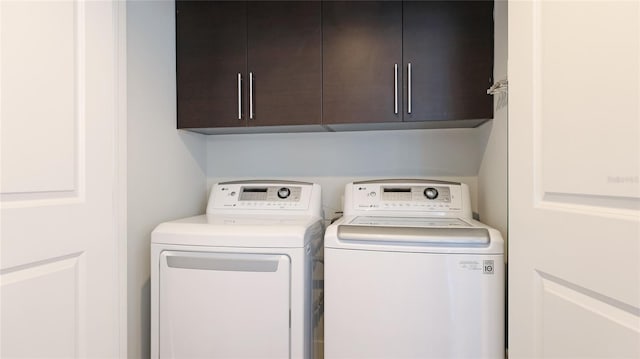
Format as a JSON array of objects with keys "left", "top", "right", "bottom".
[
  {"left": 351, "top": 182, "right": 463, "bottom": 212},
  {"left": 211, "top": 183, "right": 310, "bottom": 210}
]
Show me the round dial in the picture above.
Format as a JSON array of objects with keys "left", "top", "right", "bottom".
[
  {"left": 277, "top": 187, "right": 291, "bottom": 199},
  {"left": 424, "top": 187, "right": 439, "bottom": 200}
]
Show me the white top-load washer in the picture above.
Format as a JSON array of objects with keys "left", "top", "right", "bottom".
[
  {"left": 151, "top": 180, "right": 323, "bottom": 359},
  {"left": 324, "top": 179, "right": 504, "bottom": 359}
]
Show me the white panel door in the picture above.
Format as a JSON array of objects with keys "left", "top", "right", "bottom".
[
  {"left": 159, "top": 251, "right": 291, "bottom": 359},
  {"left": 509, "top": 1, "right": 640, "bottom": 358},
  {"left": 1, "top": 0, "right": 126, "bottom": 358}
]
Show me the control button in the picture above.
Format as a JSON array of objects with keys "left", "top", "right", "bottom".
[
  {"left": 277, "top": 187, "right": 291, "bottom": 199},
  {"left": 369, "top": 191, "right": 377, "bottom": 197},
  {"left": 230, "top": 191, "right": 236, "bottom": 196},
  {"left": 424, "top": 187, "right": 439, "bottom": 200}
]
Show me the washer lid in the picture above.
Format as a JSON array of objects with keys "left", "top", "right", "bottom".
[
  {"left": 152, "top": 214, "right": 322, "bottom": 248},
  {"left": 337, "top": 225, "right": 490, "bottom": 246},
  {"left": 348, "top": 216, "right": 471, "bottom": 227},
  {"left": 339, "top": 217, "right": 489, "bottom": 245},
  {"left": 325, "top": 215, "right": 504, "bottom": 254}
]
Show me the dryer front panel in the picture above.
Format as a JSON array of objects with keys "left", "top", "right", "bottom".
[{"left": 159, "top": 251, "right": 291, "bottom": 359}]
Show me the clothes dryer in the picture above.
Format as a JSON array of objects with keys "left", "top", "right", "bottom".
[
  {"left": 151, "top": 180, "right": 323, "bottom": 359},
  {"left": 324, "top": 179, "right": 504, "bottom": 359}
]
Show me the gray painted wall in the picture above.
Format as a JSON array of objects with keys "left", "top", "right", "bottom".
[
  {"left": 206, "top": 128, "right": 491, "bottom": 219},
  {"left": 478, "top": 0, "right": 508, "bottom": 258},
  {"left": 127, "top": 1, "right": 207, "bottom": 358}
]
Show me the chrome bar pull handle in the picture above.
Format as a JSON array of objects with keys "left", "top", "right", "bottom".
[
  {"left": 407, "top": 63, "right": 412, "bottom": 114},
  {"left": 394, "top": 64, "right": 398, "bottom": 115},
  {"left": 249, "top": 72, "right": 254, "bottom": 120},
  {"left": 237, "top": 73, "right": 242, "bottom": 120}
]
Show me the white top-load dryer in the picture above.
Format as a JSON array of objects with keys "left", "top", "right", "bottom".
[
  {"left": 324, "top": 179, "right": 504, "bottom": 359},
  {"left": 151, "top": 180, "right": 323, "bottom": 359}
]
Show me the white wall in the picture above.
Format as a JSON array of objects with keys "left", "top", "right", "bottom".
[
  {"left": 206, "top": 128, "right": 491, "bottom": 219},
  {"left": 127, "top": 1, "right": 207, "bottom": 358},
  {"left": 478, "top": 0, "right": 508, "bottom": 253}
]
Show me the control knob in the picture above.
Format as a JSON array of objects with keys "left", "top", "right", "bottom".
[
  {"left": 277, "top": 187, "right": 291, "bottom": 199},
  {"left": 424, "top": 187, "right": 439, "bottom": 200}
]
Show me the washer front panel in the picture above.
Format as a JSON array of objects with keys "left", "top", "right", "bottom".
[{"left": 324, "top": 248, "right": 504, "bottom": 358}]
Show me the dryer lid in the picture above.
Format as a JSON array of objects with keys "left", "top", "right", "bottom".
[{"left": 151, "top": 214, "right": 322, "bottom": 248}]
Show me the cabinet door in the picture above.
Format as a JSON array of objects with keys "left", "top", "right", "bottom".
[
  {"left": 323, "top": 1, "right": 403, "bottom": 124},
  {"left": 248, "top": 1, "right": 321, "bottom": 126},
  {"left": 176, "top": 1, "right": 247, "bottom": 129},
  {"left": 403, "top": 1, "right": 494, "bottom": 122}
]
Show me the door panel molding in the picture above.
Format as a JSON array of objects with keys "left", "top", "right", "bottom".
[
  {"left": 0, "top": 251, "right": 83, "bottom": 277},
  {"left": 531, "top": 0, "right": 640, "bottom": 206},
  {"left": 1, "top": 252, "right": 84, "bottom": 357},
  {"left": 536, "top": 270, "right": 640, "bottom": 318},
  {"left": 540, "top": 192, "right": 639, "bottom": 217},
  {"left": 1, "top": 0, "right": 86, "bottom": 206},
  {"left": 535, "top": 271, "right": 640, "bottom": 358},
  {"left": 531, "top": 0, "right": 640, "bottom": 217}
]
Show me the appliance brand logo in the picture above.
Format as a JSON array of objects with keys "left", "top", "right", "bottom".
[{"left": 483, "top": 260, "right": 494, "bottom": 275}]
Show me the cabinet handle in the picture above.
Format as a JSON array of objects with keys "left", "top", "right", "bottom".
[
  {"left": 394, "top": 64, "right": 398, "bottom": 115},
  {"left": 249, "top": 72, "right": 254, "bottom": 120},
  {"left": 407, "top": 63, "right": 412, "bottom": 114},
  {"left": 237, "top": 73, "right": 242, "bottom": 120}
]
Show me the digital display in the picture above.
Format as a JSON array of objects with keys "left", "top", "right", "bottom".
[
  {"left": 383, "top": 188, "right": 411, "bottom": 193},
  {"left": 242, "top": 187, "right": 268, "bottom": 193}
]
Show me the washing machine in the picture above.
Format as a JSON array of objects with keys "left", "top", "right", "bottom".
[
  {"left": 324, "top": 179, "right": 504, "bottom": 359},
  {"left": 151, "top": 180, "right": 323, "bottom": 359}
]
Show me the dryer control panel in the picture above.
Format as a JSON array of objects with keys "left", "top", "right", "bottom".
[
  {"left": 207, "top": 181, "right": 320, "bottom": 212},
  {"left": 345, "top": 180, "right": 472, "bottom": 218}
]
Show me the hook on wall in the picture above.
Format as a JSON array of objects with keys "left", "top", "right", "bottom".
[{"left": 487, "top": 79, "right": 508, "bottom": 95}]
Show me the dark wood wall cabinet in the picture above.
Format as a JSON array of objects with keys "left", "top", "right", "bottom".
[
  {"left": 176, "top": 1, "right": 494, "bottom": 134},
  {"left": 176, "top": 1, "right": 322, "bottom": 130}
]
